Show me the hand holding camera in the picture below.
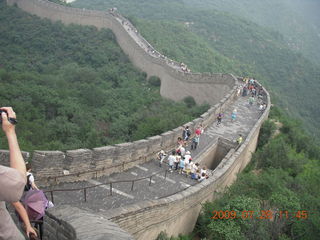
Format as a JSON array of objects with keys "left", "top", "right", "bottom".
[
  {"left": 0, "top": 108, "right": 18, "bottom": 125},
  {"left": 0, "top": 107, "right": 18, "bottom": 135}
]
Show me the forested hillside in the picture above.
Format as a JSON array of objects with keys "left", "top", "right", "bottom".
[
  {"left": 73, "top": 0, "right": 320, "bottom": 140},
  {"left": 0, "top": 0, "right": 208, "bottom": 151},
  {"left": 184, "top": 0, "right": 320, "bottom": 65}
]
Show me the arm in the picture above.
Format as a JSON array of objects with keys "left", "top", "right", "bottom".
[
  {"left": 31, "top": 181, "right": 39, "bottom": 191},
  {"left": 1, "top": 107, "right": 26, "bottom": 176},
  {"left": 12, "top": 201, "right": 37, "bottom": 238}
]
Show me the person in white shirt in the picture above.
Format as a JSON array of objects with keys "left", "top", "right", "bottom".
[
  {"left": 198, "top": 172, "right": 206, "bottom": 182},
  {"left": 191, "top": 163, "right": 199, "bottom": 180},
  {"left": 167, "top": 151, "right": 176, "bottom": 172},
  {"left": 24, "top": 162, "right": 39, "bottom": 191}
]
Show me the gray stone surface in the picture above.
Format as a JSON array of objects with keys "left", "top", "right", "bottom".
[{"left": 46, "top": 206, "right": 134, "bottom": 240}]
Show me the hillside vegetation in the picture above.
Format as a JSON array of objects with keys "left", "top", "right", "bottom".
[
  {"left": 74, "top": 0, "right": 320, "bottom": 140},
  {"left": 184, "top": 0, "right": 320, "bottom": 65},
  {"left": 0, "top": 1, "right": 208, "bottom": 151}
]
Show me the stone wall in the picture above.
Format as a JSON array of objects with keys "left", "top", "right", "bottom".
[
  {"left": 106, "top": 86, "right": 270, "bottom": 240},
  {"left": 0, "top": 85, "right": 237, "bottom": 185},
  {"left": 2, "top": 1, "right": 272, "bottom": 239},
  {"left": 43, "top": 206, "right": 134, "bottom": 240}
]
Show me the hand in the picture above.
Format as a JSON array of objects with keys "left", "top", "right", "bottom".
[
  {"left": 26, "top": 225, "right": 38, "bottom": 239},
  {"left": 0, "top": 107, "right": 16, "bottom": 134}
]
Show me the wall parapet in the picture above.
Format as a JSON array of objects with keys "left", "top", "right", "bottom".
[
  {"left": 106, "top": 83, "right": 271, "bottom": 239},
  {"left": 0, "top": 83, "right": 237, "bottom": 185},
  {"left": 43, "top": 206, "right": 134, "bottom": 240}
]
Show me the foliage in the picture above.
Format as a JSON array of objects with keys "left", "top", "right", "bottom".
[
  {"left": 183, "top": 96, "right": 196, "bottom": 108},
  {"left": 156, "top": 231, "right": 193, "bottom": 240},
  {"left": 0, "top": 1, "right": 208, "bottom": 151},
  {"left": 256, "top": 119, "right": 276, "bottom": 148},
  {"left": 147, "top": 76, "right": 161, "bottom": 87}
]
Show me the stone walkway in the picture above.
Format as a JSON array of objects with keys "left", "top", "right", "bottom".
[{"left": 42, "top": 94, "right": 263, "bottom": 212}]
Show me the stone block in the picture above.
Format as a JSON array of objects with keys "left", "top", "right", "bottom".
[
  {"left": 146, "top": 135, "right": 162, "bottom": 156},
  {"left": 160, "top": 131, "right": 175, "bottom": 150},
  {"left": 192, "top": 118, "right": 203, "bottom": 130},
  {"left": 92, "top": 146, "right": 116, "bottom": 168},
  {"left": 171, "top": 126, "right": 183, "bottom": 143},
  {"left": 130, "top": 139, "right": 149, "bottom": 162},
  {"left": 0, "top": 150, "right": 30, "bottom": 166},
  {"left": 65, "top": 149, "right": 93, "bottom": 172},
  {"left": 113, "top": 142, "right": 134, "bottom": 164},
  {"left": 32, "top": 151, "right": 65, "bottom": 176}
]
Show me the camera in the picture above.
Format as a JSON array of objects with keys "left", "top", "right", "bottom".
[{"left": 0, "top": 109, "right": 17, "bottom": 125}]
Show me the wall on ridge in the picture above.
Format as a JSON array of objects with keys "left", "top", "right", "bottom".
[
  {"left": 6, "top": 0, "right": 236, "bottom": 106},
  {"left": 1, "top": 0, "right": 238, "bottom": 186},
  {"left": 106, "top": 85, "right": 271, "bottom": 240}
]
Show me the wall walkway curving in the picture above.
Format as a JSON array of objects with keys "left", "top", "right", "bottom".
[
  {"left": 3, "top": 0, "right": 238, "bottom": 185},
  {"left": 2, "top": 1, "right": 271, "bottom": 239}
]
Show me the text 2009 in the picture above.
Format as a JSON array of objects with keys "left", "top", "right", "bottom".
[{"left": 211, "top": 210, "right": 308, "bottom": 220}]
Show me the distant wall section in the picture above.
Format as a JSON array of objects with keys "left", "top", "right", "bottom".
[{"left": 6, "top": 0, "right": 236, "bottom": 105}]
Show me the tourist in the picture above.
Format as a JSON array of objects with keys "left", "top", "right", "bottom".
[
  {"left": 200, "top": 166, "right": 206, "bottom": 175},
  {"left": 24, "top": 162, "right": 39, "bottom": 191},
  {"left": 0, "top": 107, "right": 27, "bottom": 240},
  {"left": 175, "top": 152, "right": 181, "bottom": 171},
  {"left": 195, "top": 126, "right": 202, "bottom": 137},
  {"left": 182, "top": 126, "right": 191, "bottom": 142},
  {"left": 184, "top": 158, "right": 193, "bottom": 177},
  {"left": 242, "top": 85, "right": 248, "bottom": 96},
  {"left": 177, "top": 137, "right": 184, "bottom": 146},
  {"left": 11, "top": 201, "right": 38, "bottom": 239},
  {"left": 231, "top": 109, "right": 237, "bottom": 122},
  {"left": 167, "top": 151, "right": 176, "bottom": 172},
  {"left": 237, "top": 134, "right": 243, "bottom": 145},
  {"left": 157, "top": 150, "right": 167, "bottom": 167},
  {"left": 191, "top": 136, "right": 199, "bottom": 150},
  {"left": 198, "top": 172, "right": 206, "bottom": 182},
  {"left": 191, "top": 163, "right": 199, "bottom": 180},
  {"left": 179, "top": 157, "right": 185, "bottom": 174},
  {"left": 217, "top": 113, "right": 223, "bottom": 126},
  {"left": 184, "top": 151, "right": 192, "bottom": 163},
  {"left": 249, "top": 96, "right": 255, "bottom": 106}
]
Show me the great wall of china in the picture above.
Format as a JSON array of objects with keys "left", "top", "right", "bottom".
[{"left": 1, "top": 0, "right": 271, "bottom": 239}]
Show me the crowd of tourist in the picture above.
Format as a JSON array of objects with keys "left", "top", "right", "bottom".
[
  {"left": 157, "top": 124, "right": 209, "bottom": 182},
  {"left": 240, "top": 77, "right": 267, "bottom": 108}
]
